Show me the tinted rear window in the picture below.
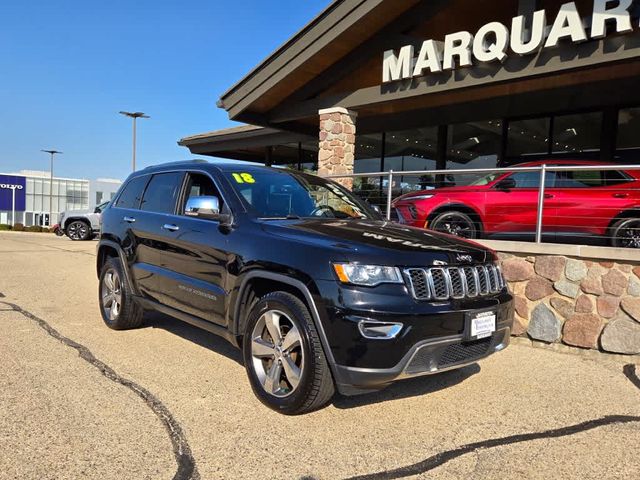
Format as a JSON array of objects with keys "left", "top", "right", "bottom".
[
  {"left": 140, "top": 172, "right": 183, "bottom": 214},
  {"left": 115, "top": 175, "right": 149, "bottom": 210}
]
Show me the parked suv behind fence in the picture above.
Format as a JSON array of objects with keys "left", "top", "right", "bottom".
[{"left": 97, "top": 160, "right": 513, "bottom": 414}]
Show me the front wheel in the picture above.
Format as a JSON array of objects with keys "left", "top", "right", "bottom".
[
  {"left": 429, "top": 211, "right": 478, "bottom": 239},
  {"left": 243, "top": 292, "right": 335, "bottom": 415},
  {"left": 99, "top": 257, "right": 144, "bottom": 330},
  {"left": 67, "top": 220, "right": 91, "bottom": 241},
  {"left": 611, "top": 217, "right": 640, "bottom": 248}
]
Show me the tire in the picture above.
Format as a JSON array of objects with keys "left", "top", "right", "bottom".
[
  {"left": 429, "top": 210, "right": 478, "bottom": 239},
  {"left": 610, "top": 217, "right": 640, "bottom": 248},
  {"left": 67, "top": 220, "right": 91, "bottom": 241},
  {"left": 243, "top": 291, "right": 335, "bottom": 415},
  {"left": 98, "top": 257, "right": 144, "bottom": 330}
]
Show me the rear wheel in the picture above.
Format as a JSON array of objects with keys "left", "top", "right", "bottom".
[
  {"left": 99, "top": 257, "right": 144, "bottom": 330},
  {"left": 429, "top": 211, "right": 478, "bottom": 239},
  {"left": 243, "top": 291, "right": 335, "bottom": 415},
  {"left": 67, "top": 220, "right": 91, "bottom": 241},
  {"left": 611, "top": 217, "right": 640, "bottom": 248}
]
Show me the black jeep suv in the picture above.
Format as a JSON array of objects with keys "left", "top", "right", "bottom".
[{"left": 97, "top": 160, "right": 514, "bottom": 414}]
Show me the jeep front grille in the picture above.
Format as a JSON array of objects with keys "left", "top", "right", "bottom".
[{"left": 404, "top": 264, "right": 505, "bottom": 301}]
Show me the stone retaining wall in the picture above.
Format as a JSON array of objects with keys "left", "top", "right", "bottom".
[{"left": 499, "top": 253, "right": 640, "bottom": 355}]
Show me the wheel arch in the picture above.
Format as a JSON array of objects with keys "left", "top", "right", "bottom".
[
  {"left": 96, "top": 241, "right": 138, "bottom": 296},
  {"left": 64, "top": 216, "right": 91, "bottom": 229},
  {"left": 233, "top": 271, "right": 337, "bottom": 374},
  {"left": 426, "top": 203, "right": 484, "bottom": 234},
  {"left": 607, "top": 208, "right": 640, "bottom": 245}
]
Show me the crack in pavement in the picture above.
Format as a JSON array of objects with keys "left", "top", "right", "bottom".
[
  {"left": 0, "top": 300, "right": 199, "bottom": 480},
  {"left": 346, "top": 363, "right": 640, "bottom": 480}
]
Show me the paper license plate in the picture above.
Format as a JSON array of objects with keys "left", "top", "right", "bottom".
[{"left": 470, "top": 311, "right": 496, "bottom": 339}]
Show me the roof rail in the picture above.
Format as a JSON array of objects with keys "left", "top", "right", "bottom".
[{"left": 143, "top": 159, "right": 209, "bottom": 170}]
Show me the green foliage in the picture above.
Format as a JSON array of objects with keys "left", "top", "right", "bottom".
[
  {"left": 25, "top": 225, "right": 43, "bottom": 233},
  {"left": 0, "top": 224, "right": 12, "bottom": 231},
  {"left": 12, "top": 223, "right": 25, "bottom": 231}
]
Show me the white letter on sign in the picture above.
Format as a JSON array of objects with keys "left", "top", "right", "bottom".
[
  {"left": 473, "top": 22, "right": 510, "bottom": 62},
  {"left": 442, "top": 31, "right": 474, "bottom": 70},
  {"left": 413, "top": 40, "right": 443, "bottom": 77},
  {"left": 591, "top": 0, "right": 633, "bottom": 39},
  {"left": 545, "top": 2, "right": 588, "bottom": 48},
  {"left": 383, "top": 45, "right": 414, "bottom": 82},
  {"left": 511, "top": 10, "right": 548, "bottom": 55}
]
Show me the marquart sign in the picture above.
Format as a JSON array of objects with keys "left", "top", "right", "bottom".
[{"left": 383, "top": 0, "right": 638, "bottom": 83}]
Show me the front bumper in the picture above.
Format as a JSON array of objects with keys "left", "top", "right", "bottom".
[{"left": 334, "top": 326, "right": 511, "bottom": 395}]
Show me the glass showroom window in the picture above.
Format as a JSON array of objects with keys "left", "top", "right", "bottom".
[
  {"left": 507, "top": 117, "right": 550, "bottom": 162},
  {"left": 385, "top": 127, "right": 438, "bottom": 194},
  {"left": 552, "top": 112, "right": 602, "bottom": 155},
  {"left": 447, "top": 120, "right": 503, "bottom": 185},
  {"left": 616, "top": 107, "right": 640, "bottom": 162},
  {"left": 354, "top": 133, "right": 384, "bottom": 205}
]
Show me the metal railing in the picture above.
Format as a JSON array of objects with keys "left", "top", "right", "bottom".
[{"left": 324, "top": 164, "right": 640, "bottom": 247}]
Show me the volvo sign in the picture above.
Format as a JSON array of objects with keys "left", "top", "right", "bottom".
[
  {"left": 383, "top": 0, "right": 637, "bottom": 83},
  {"left": 0, "top": 175, "right": 27, "bottom": 212}
]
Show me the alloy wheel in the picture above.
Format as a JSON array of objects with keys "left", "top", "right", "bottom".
[
  {"left": 101, "top": 269, "right": 122, "bottom": 321},
  {"left": 615, "top": 219, "right": 640, "bottom": 248},
  {"left": 68, "top": 221, "right": 88, "bottom": 240},
  {"left": 250, "top": 310, "right": 304, "bottom": 398},
  {"left": 430, "top": 212, "right": 475, "bottom": 238}
]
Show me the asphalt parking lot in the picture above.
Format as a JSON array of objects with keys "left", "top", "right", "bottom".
[{"left": 0, "top": 231, "right": 639, "bottom": 480}]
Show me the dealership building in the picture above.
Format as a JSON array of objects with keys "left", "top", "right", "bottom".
[
  {"left": 179, "top": 0, "right": 640, "bottom": 189},
  {"left": 0, "top": 171, "right": 121, "bottom": 226}
]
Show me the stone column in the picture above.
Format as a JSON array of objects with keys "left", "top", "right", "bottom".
[{"left": 318, "top": 107, "right": 357, "bottom": 189}]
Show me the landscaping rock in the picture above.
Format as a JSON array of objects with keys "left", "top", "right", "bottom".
[
  {"left": 602, "top": 269, "right": 628, "bottom": 296},
  {"left": 620, "top": 297, "right": 640, "bottom": 323},
  {"left": 633, "top": 266, "right": 640, "bottom": 279},
  {"left": 617, "top": 264, "right": 632, "bottom": 274},
  {"left": 563, "top": 313, "right": 603, "bottom": 349},
  {"left": 502, "top": 258, "right": 535, "bottom": 282},
  {"left": 575, "top": 295, "right": 593, "bottom": 314},
  {"left": 628, "top": 276, "right": 640, "bottom": 297},
  {"left": 599, "top": 261, "right": 614, "bottom": 269},
  {"left": 565, "top": 259, "right": 588, "bottom": 282},
  {"left": 535, "top": 256, "right": 566, "bottom": 282},
  {"left": 525, "top": 277, "right": 554, "bottom": 301},
  {"left": 527, "top": 303, "right": 562, "bottom": 343},
  {"left": 554, "top": 279, "right": 580, "bottom": 299},
  {"left": 550, "top": 297, "right": 574, "bottom": 319},
  {"left": 514, "top": 295, "right": 529, "bottom": 319},
  {"left": 596, "top": 295, "right": 620, "bottom": 319},
  {"left": 512, "top": 316, "right": 528, "bottom": 336},
  {"left": 580, "top": 275, "right": 604, "bottom": 296},
  {"left": 600, "top": 313, "right": 640, "bottom": 354}
]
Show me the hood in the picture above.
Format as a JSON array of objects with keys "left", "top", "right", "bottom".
[{"left": 260, "top": 219, "right": 493, "bottom": 265}]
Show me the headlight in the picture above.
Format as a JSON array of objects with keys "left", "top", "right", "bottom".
[
  {"left": 333, "top": 263, "right": 403, "bottom": 287},
  {"left": 408, "top": 194, "right": 434, "bottom": 200}
]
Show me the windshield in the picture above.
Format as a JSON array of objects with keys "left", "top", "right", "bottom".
[
  {"left": 470, "top": 172, "right": 503, "bottom": 186},
  {"left": 225, "top": 170, "right": 377, "bottom": 220}
]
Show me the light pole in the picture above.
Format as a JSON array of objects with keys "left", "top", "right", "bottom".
[
  {"left": 119, "top": 111, "right": 149, "bottom": 172},
  {"left": 41, "top": 149, "right": 62, "bottom": 227}
]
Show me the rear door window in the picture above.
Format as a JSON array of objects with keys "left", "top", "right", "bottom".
[
  {"left": 115, "top": 175, "right": 149, "bottom": 210},
  {"left": 140, "top": 172, "right": 184, "bottom": 214},
  {"left": 555, "top": 170, "right": 632, "bottom": 188}
]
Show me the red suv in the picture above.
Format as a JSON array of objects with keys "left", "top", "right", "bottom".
[{"left": 392, "top": 160, "right": 640, "bottom": 248}]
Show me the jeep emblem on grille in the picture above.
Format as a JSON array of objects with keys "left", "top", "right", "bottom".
[{"left": 456, "top": 254, "right": 473, "bottom": 263}]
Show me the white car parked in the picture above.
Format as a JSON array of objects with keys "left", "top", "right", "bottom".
[{"left": 59, "top": 201, "right": 109, "bottom": 241}]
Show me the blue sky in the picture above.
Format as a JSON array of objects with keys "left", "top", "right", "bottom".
[{"left": 0, "top": 0, "right": 327, "bottom": 180}]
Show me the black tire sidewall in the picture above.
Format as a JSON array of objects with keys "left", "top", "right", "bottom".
[{"left": 242, "top": 294, "right": 318, "bottom": 414}]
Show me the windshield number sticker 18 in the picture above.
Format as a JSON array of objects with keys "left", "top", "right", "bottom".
[{"left": 232, "top": 173, "right": 256, "bottom": 184}]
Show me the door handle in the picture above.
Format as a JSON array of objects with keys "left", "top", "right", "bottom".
[
  {"left": 123, "top": 216, "right": 136, "bottom": 223},
  {"left": 162, "top": 224, "right": 180, "bottom": 232},
  {"left": 544, "top": 194, "right": 554, "bottom": 199},
  {"left": 613, "top": 193, "right": 629, "bottom": 198}
]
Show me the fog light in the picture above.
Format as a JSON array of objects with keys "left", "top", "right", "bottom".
[{"left": 357, "top": 319, "right": 403, "bottom": 340}]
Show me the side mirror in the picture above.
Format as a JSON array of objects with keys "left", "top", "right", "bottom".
[
  {"left": 371, "top": 205, "right": 382, "bottom": 215},
  {"left": 94, "top": 207, "right": 101, "bottom": 214},
  {"left": 185, "top": 196, "right": 226, "bottom": 222},
  {"left": 496, "top": 177, "right": 516, "bottom": 190}
]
